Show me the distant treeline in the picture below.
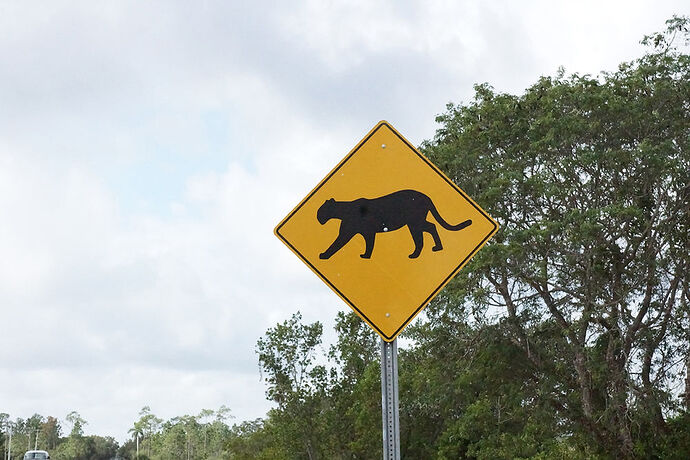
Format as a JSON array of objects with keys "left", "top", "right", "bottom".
[
  {"left": 1, "top": 411, "right": 117, "bottom": 459},
  {"left": 0, "top": 407, "right": 239, "bottom": 460}
]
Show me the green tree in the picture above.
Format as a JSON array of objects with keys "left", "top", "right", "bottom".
[
  {"left": 136, "top": 406, "right": 162, "bottom": 458},
  {"left": 65, "top": 411, "right": 86, "bottom": 438},
  {"left": 323, "top": 311, "right": 381, "bottom": 458},
  {"left": 226, "top": 419, "right": 289, "bottom": 460},
  {"left": 1, "top": 413, "right": 11, "bottom": 460},
  {"left": 157, "top": 415, "right": 198, "bottom": 460},
  {"left": 40, "top": 416, "right": 61, "bottom": 451},
  {"left": 256, "top": 312, "right": 328, "bottom": 459},
  {"left": 204, "top": 407, "right": 233, "bottom": 459},
  {"left": 24, "top": 414, "right": 44, "bottom": 451},
  {"left": 128, "top": 421, "right": 144, "bottom": 458},
  {"left": 116, "top": 407, "right": 234, "bottom": 460},
  {"left": 55, "top": 411, "right": 89, "bottom": 460},
  {"left": 191, "top": 407, "right": 232, "bottom": 459},
  {"left": 421, "top": 15, "right": 690, "bottom": 459},
  {"left": 405, "top": 318, "right": 575, "bottom": 459},
  {"left": 85, "top": 435, "right": 119, "bottom": 459}
]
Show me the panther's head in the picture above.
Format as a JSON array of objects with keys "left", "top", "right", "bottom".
[{"left": 317, "top": 198, "right": 336, "bottom": 224}]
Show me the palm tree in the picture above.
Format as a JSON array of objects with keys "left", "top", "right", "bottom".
[{"left": 128, "top": 422, "right": 144, "bottom": 458}]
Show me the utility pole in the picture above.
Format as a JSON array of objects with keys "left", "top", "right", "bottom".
[{"left": 7, "top": 425, "right": 11, "bottom": 460}]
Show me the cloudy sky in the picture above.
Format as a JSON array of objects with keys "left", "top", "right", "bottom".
[{"left": 1, "top": 0, "right": 686, "bottom": 443}]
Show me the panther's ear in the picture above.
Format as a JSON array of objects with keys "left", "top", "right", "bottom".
[{"left": 328, "top": 198, "right": 335, "bottom": 202}]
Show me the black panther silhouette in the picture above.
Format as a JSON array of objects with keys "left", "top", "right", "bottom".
[{"left": 317, "top": 189, "right": 472, "bottom": 259}]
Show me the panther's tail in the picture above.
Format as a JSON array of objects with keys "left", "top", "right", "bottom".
[{"left": 429, "top": 203, "right": 472, "bottom": 231}]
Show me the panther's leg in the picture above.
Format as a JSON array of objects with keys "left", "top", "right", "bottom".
[
  {"left": 361, "top": 232, "right": 376, "bottom": 259},
  {"left": 408, "top": 224, "right": 424, "bottom": 258},
  {"left": 424, "top": 220, "right": 443, "bottom": 252},
  {"left": 320, "top": 230, "right": 355, "bottom": 259}
]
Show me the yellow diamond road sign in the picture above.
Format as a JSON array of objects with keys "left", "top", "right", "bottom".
[{"left": 275, "top": 121, "right": 498, "bottom": 342}]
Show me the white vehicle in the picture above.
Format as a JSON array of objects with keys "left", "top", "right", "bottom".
[{"left": 23, "top": 451, "right": 50, "bottom": 460}]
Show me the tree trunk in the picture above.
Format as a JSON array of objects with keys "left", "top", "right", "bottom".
[
  {"left": 685, "top": 351, "right": 690, "bottom": 412},
  {"left": 573, "top": 351, "right": 594, "bottom": 419},
  {"left": 306, "top": 440, "right": 315, "bottom": 460},
  {"left": 606, "top": 329, "right": 634, "bottom": 459}
]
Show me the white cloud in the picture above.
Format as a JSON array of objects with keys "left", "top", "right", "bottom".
[{"left": 0, "top": 0, "right": 687, "bottom": 445}]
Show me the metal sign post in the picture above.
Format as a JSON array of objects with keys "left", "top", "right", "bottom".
[{"left": 381, "top": 338, "right": 400, "bottom": 460}]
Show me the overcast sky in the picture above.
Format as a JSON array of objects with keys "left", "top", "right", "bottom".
[{"left": 1, "top": 0, "right": 686, "bottom": 444}]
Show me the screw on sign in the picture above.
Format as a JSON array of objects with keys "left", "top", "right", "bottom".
[{"left": 275, "top": 120, "right": 498, "bottom": 342}]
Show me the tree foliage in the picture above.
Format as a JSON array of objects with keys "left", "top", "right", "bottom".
[
  {"left": 418, "top": 14, "right": 690, "bottom": 459},
  {"left": 0, "top": 412, "right": 118, "bottom": 460}
]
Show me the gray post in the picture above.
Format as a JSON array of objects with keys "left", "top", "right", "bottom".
[{"left": 381, "top": 338, "right": 400, "bottom": 460}]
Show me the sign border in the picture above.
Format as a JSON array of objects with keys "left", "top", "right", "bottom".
[{"left": 275, "top": 121, "right": 498, "bottom": 341}]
